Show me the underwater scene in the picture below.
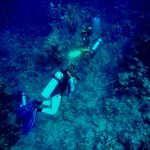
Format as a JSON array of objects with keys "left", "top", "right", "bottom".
[{"left": 0, "top": 0, "right": 150, "bottom": 149}]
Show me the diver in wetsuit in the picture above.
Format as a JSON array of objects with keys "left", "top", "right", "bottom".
[
  {"left": 39, "top": 64, "right": 79, "bottom": 115},
  {"left": 17, "top": 65, "right": 79, "bottom": 134}
]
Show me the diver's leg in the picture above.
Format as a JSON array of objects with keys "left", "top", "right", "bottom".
[
  {"left": 42, "top": 100, "right": 51, "bottom": 106},
  {"left": 42, "top": 94, "right": 61, "bottom": 115}
]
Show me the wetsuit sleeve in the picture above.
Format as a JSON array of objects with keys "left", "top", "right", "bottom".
[{"left": 68, "top": 77, "right": 76, "bottom": 93}]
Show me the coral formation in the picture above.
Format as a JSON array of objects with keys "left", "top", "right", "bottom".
[{"left": 0, "top": 0, "right": 150, "bottom": 149}]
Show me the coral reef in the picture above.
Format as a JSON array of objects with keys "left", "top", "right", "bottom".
[{"left": 0, "top": 0, "right": 150, "bottom": 149}]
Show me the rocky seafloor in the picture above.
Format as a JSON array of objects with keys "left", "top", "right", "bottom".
[{"left": 0, "top": 0, "right": 150, "bottom": 149}]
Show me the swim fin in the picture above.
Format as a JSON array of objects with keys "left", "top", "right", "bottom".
[
  {"left": 22, "top": 110, "right": 36, "bottom": 134},
  {"left": 17, "top": 101, "right": 38, "bottom": 134}
]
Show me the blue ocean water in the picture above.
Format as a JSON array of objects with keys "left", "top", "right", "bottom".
[{"left": 0, "top": 0, "right": 150, "bottom": 149}]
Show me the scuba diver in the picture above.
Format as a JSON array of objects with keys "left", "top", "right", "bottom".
[
  {"left": 80, "top": 23, "right": 103, "bottom": 58},
  {"left": 81, "top": 24, "right": 93, "bottom": 47},
  {"left": 40, "top": 64, "right": 80, "bottom": 115},
  {"left": 17, "top": 65, "right": 79, "bottom": 134}
]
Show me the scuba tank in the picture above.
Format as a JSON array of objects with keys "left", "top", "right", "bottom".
[
  {"left": 90, "top": 38, "right": 102, "bottom": 58},
  {"left": 41, "top": 71, "right": 64, "bottom": 98},
  {"left": 21, "top": 92, "right": 27, "bottom": 106}
]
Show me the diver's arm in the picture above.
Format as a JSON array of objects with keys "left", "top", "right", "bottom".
[{"left": 68, "top": 77, "right": 76, "bottom": 93}]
